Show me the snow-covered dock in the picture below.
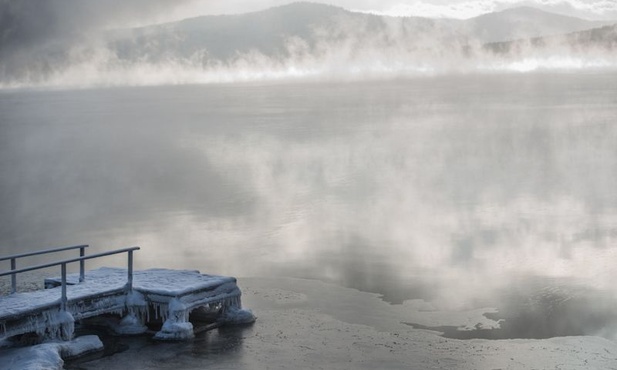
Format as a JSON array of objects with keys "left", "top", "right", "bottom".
[{"left": 0, "top": 246, "right": 254, "bottom": 342}]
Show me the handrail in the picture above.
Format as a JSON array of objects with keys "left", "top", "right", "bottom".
[
  {"left": 0, "top": 244, "right": 89, "bottom": 262},
  {"left": 0, "top": 244, "right": 89, "bottom": 294},
  {"left": 0, "top": 246, "right": 140, "bottom": 310},
  {"left": 0, "top": 247, "right": 139, "bottom": 277}
]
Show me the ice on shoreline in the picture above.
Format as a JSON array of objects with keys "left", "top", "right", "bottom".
[
  {"left": 2, "top": 274, "right": 615, "bottom": 369},
  {"left": 0, "top": 335, "right": 103, "bottom": 370}
]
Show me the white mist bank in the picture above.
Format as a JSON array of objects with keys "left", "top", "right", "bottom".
[
  {"left": 1, "top": 51, "right": 614, "bottom": 90},
  {"left": 2, "top": 1, "right": 616, "bottom": 90},
  {"left": 1, "top": 26, "right": 616, "bottom": 90}
]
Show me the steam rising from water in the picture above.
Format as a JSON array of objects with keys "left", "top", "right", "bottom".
[
  {"left": 1, "top": 4, "right": 616, "bottom": 89},
  {"left": 2, "top": 69, "right": 617, "bottom": 338},
  {"left": 43, "top": 77, "right": 610, "bottom": 313},
  {"left": 173, "top": 112, "right": 617, "bottom": 306},
  {"left": 1, "top": 38, "right": 615, "bottom": 89},
  {"left": 2, "top": 2, "right": 617, "bottom": 341}
]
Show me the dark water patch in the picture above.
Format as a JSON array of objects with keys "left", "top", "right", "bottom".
[
  {"left": 405, "top": 282, "right": 617, "bottom": 340},
  {"left": 269, "top": 237, "right": 441, "bottom": 305},
  {"left": 190, "top": 325, "right": 249, "bottom": 356},
  {"left": 64, "top": 324, "right": 133, "bottom": 368},
  {"left": 65, "top": 322, "right": 252, "bottom": 369}
]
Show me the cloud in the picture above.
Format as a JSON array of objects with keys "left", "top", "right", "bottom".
[{"left": 348, "top": 0, "right": 617, "bottom": 20}]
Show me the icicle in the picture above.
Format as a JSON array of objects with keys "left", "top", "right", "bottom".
[
  {"left": 152, "top": 302, "right": 166, "bottom": 321},
  {"left": 157, "top": 303, "right": 170, "bottom": 322},
  {"left": 38, "top": 309, "right": 75, "bottom": 340},
  {"left": 125, "top": 291, "right": 148, "bottom": 324}
]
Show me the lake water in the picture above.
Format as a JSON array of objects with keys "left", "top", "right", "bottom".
[{"left": 2, "top": 72, "right": 617, "bottom": 362}]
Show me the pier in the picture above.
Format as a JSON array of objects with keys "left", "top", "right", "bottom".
[{"left": 0, "top": 245, "right": 254, "bottom": 342}]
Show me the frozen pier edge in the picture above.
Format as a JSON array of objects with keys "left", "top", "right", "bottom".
[{"left": 0, "top": 246, "right": 255, "bottom": 342}]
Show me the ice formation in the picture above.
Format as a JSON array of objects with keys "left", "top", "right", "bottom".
[
  {"left": 112, "top": 313, "right": 148, "bottom": 335},
  {"left": 218, "top": 306, "right": 257, "bottom": 325},
  {"left": 0, "top": 335, "right": 103, "bottom": 370},
  {"left": 1, "top": 268, "right": 255, "bottom": 341},
  {"left": 112, "top": 290, "right": 148, "bottom": 335},
  {"left": 153, "top": 298, "right": 194, "bottom": 340},
  {"left": 39, "top": 311, "right": 75, "bottom": 341}
]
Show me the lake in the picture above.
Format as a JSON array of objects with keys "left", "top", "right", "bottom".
[{"left": 1, "top": 72, "right": 617, "bottom": 367}]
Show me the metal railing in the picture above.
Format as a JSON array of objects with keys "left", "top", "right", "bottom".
[
  {"left": 0, "top": 245, "right": 89, "bottom": 294},
  {"left": 0, "top": 247, "right": 140, "bottom": 311}
]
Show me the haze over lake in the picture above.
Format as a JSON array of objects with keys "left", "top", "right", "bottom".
[
  {"left": 3, "top": 71, "right": 617, "bottom": 336},
  {"left": 2, "top": 1, "right": 617, "bottom": 369}
]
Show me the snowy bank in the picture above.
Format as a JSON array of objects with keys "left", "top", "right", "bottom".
[{"left": 0, "top": 335, "right": 103, "bottom": 370}]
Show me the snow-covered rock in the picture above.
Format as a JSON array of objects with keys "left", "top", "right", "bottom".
[{"left": 0, "top": 335, "right": 103, "bottom": 370}]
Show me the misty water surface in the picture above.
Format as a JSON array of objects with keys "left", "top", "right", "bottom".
[{"left": 1, "top": 72, "right": 617, "bottom": 340}]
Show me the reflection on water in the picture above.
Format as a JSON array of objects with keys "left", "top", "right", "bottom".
[
  {"left": 409, "top": 276, "right": 617, "bottom": 340},
  {"left": 1, "top": 73, "right": 617, "bottom": 340}
]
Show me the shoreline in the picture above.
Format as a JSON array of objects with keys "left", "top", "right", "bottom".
[
  {"left": 2, "top": 275, "right": 616, "bottom": 369},
  {"left": 75, "top": 277, "right": 617, "bottom": 369}
]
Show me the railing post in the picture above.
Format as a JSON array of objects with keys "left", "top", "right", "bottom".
[
  {"left": 10, "top": 258, "right": 16, "bottom": 294},
  {"left": 127, "top": 250, "right": 134, "bottom": 292},
  {"left": 61, "top": 263, "right": 67, "bottom": 311},
  {"left": 79, "top": 246, "right": 85, "bottom": 282}
]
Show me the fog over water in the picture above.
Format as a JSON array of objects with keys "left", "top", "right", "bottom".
[
  {"left": 2, "top": 72, "right": 617, "bottom": 341},
  {"left": 2, "top": 5, "right": 617, "bottom": 362},
  {"left": 1, "top": 1, "right": 616, "bottom": 89}
]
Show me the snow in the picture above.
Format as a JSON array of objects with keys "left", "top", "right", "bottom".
[
  {"left": 0, "top": 335, "right": 103, "bottom": 370},
  {"left": 125, "top": 290, "right": 147, "bottom": 308},
  {"left": 154, "top": 321, "right": 194, "bottom": 341},
  {"left": 0, "top": 277, "right": 126, "bottom": 319},
  {"left": 45, "top": 267, "right": 237, "bottom": 296},
  {"left": 56, "top": 335, "right": 103, "bottom": 358},
  {"left": 218, "top": 306, "right": 256, "bottom": 325}
]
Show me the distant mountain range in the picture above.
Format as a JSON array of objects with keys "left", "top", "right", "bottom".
[
  {"left": 461, "top": 6, "right": 612, "bottom": 43},
  {"left": 485, "top": 23, "right": 617, "bottom": 54},
  {"left": 1, "top": 2, "right": 616, "bottom": 85},
  {"left": 108, "top": 3, "right": 458, "bottom": 63},
  {"left": 106, "top": 2, "right": 616, "bottom": 65}
]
